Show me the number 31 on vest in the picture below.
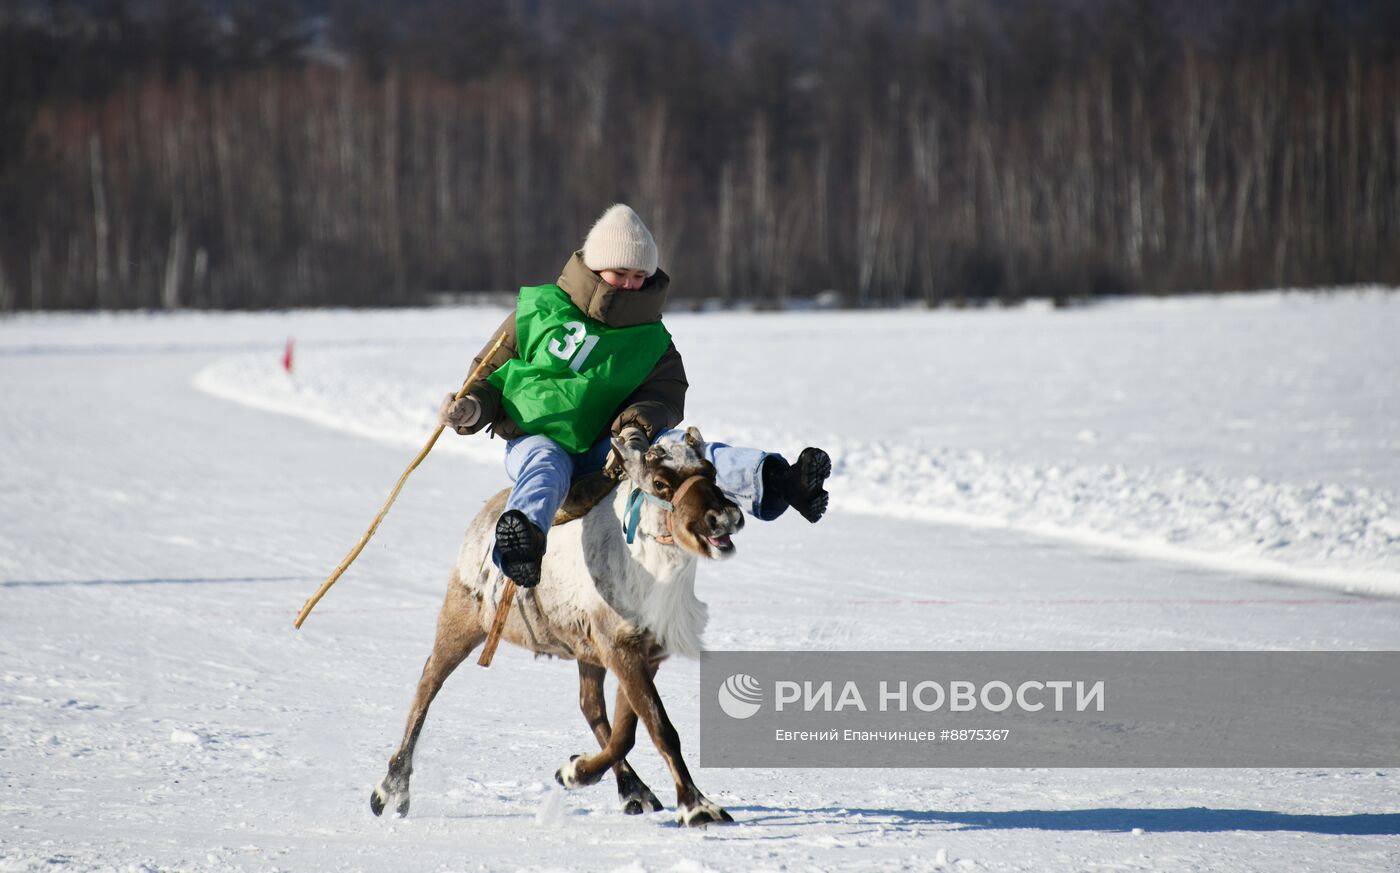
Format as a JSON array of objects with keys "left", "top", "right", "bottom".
[{"left": 547, "top": 321, "right": 601, "bottom": 372}]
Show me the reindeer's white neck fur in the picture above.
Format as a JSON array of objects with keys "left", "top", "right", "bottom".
[
  {"left": 458, "top": 444, "right": 718, "bottom": 661},
  {"left": 603, "top": 486, "right": 709, "bottom": 658}
]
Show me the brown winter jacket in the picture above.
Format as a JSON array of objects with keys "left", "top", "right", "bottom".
[{"left": 459, "top": 251, "right": 688, "bottom": 444}]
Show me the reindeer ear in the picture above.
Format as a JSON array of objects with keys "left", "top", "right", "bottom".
[
  {"left": 683, "top": 426, "right": 705, "bottom": 450},
  {"left": 609, "top": 434, "right": 649, "bottom": 482},
  {"left": 610, "top": 435, "right": 641, "bottom": 462}
]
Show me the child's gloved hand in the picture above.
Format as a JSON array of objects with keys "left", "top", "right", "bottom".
[{"left": 438, "top": 393, "right": 482, "bottom": 434}]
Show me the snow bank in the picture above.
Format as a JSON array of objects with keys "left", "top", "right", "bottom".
[
  {"left": 193, "top": 345, "right": 504, "bottom": 469},
  {"left": 830, "top": 439, "right": 1400, "bottom": 593},
  {"left": 191, "top": 292, "right": 1400, "bottom": 595}
]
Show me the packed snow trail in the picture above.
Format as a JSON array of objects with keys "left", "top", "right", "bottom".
[{"left": 2, "top": 300, "right": 1398, "bottom": 872}]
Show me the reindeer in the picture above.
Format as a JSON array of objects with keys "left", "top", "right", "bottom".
[{"left": 370, "top": 427, "right": 743, "bottom": 826}]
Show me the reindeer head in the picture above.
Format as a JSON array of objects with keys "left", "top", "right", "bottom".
[{"left": 611, "top": 427, "right": 745, "bottom": 559}]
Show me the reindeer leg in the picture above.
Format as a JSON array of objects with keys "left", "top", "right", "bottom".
[
  {"left": 557, "top": 663, "right": 643, "bottom": 788},
  {"left": 603, "top": 682, "right": 664, "bottom": 814},
  {"left": 607, "top": 642, "right": 732, "bottom": 826},
  {"left": 557, "top": 661, "right": 663, "bottom": 814},
  {"left": 372, "top": 580, "right": 485, "bottom": 818}
]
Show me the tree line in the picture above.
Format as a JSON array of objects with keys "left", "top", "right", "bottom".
[{"left": 2, "top": 0, "right": 1399, "bottom": 311}]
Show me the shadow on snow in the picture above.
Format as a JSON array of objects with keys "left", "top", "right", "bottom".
[
  {"left": 732, "top": 805, "right": 1400, "bottom": 836},
  {"left": 0, "top": 575, "right": 310, "bottom": 588}
]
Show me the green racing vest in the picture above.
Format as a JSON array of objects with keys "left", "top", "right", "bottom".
[{"left": 487, "top": 284, "right": 672, "bottom": 453}]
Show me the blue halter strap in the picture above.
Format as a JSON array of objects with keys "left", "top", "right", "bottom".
[{"left": 623, "top": 488, "right": 675, "bottom": 545}]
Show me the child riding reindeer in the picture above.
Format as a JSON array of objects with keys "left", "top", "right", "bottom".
[{"left": 438, "top": 204, "right": 831, "bottom": 587}]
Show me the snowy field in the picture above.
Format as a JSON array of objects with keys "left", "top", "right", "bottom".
[{"left": 2, "top": 290, "right": 1399, "bottom": 872}]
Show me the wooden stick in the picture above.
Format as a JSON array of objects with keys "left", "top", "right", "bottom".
[
  {"left": 294, "top": 330, "right": 510, "bottom": 629},
  {"left": 476, "top": 579, "right": 516, "bottom": 667}
]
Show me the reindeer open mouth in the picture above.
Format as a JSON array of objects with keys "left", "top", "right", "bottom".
[
  {"left": 663, "top": 469, "right": 744, "bottom": 560},
  {"left": 693, "top": 501, "right": 743, "bottom": 558}
]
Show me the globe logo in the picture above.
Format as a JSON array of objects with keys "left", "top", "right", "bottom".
[{"left": 717, "top": 673, "right": 763, "bottom": 719}]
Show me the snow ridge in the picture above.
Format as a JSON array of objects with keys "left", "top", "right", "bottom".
[
  {"left": 826, "top": 437, "right": 1400, "bottom": 593},
  {"left": 194, "top": 348, "right": 1400, "bottom": 596}
]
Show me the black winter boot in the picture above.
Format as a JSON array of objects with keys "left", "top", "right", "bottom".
[
  {"left": 495, "top": 509, "right": 546, "bottom": 588},
  {"left": 762, "top": 447, "right": 832, "bottom": 523}
]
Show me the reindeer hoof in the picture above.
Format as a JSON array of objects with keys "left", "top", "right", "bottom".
[
  {"left": 554, "top": 754, "right": 602, "bottom": 790},
  {"left": 677, "top": 796, "right": 734, "bottom": 827},
  {"left": 371, "top": 779, "right": 410, "bottom": 818},
  {"left": 621, "top": 785, "right": 663, "bottom": 815}
]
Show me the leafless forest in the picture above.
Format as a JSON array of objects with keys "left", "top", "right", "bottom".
[{"left": 2, "top": 0, "right": 1398, "bottom": 310}]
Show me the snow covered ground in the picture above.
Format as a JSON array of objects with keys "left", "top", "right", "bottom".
[{"left": 2, "top": 291, "right": 1399, "bottom": 872}]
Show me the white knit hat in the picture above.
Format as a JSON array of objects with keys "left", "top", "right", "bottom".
[{"left": 581, "top": 204, "right": 659, "bottom": 277}]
